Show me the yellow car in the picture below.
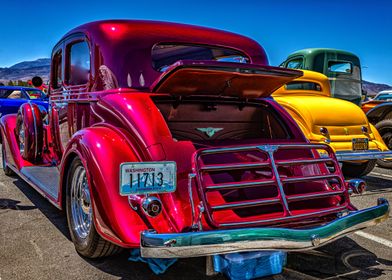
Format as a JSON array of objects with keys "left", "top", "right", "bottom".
[{"left": 272, "top": 70, "right": 392, "bottom": 177}]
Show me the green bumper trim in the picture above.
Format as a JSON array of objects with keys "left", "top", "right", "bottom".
[{"left": 141, "top": 198, "right": 389, "bottom": 258}]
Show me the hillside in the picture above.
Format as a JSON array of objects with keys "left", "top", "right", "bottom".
[
  {"left": 0, "top": 58, "right": 50, "bottom": 83},
  {"left": 363, "top": 80, "right": 392, "bottom": 97}
]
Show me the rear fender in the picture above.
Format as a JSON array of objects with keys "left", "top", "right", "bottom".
[
  {"left": 0, "top": 114, "right": 33, "bottom": 170},
  {"left": 369, "top": 123, "right": 389, "bottom": 150},
  {"left": 366, "top": 103, "right": 392, "bottom": 124},
  {"left": 60, "top": 125, "right": 176, "bottom": 247}
]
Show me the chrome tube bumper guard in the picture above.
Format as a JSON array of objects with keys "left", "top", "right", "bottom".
[
  {"left": 140, "top": 198, "right": 389, "bottom": 258},
  {"left": 335, "top": 150, "right": 392, "bottom": 161}
]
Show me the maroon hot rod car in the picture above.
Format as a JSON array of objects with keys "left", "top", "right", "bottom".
[{"left": 1, "top": 20, "right": 389, "bottom": 260}]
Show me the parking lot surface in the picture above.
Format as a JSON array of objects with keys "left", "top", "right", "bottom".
[{"left": 0, "top": 150, "right": 391, "bottom": 279}]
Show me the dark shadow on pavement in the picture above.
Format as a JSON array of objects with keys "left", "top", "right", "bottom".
[
  {"left": 11, "top": 177, "right": 71, "bottom": 240},
  {"left": 0, "top": 198, "right": 37, "bottom": 210},
  {"left": 287, "top": 236, "right": 392, "bottom": 279}
]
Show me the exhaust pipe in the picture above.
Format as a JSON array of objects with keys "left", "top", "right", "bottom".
[{"left": 347, "top": 179, "right": 367, "bottom": 195}]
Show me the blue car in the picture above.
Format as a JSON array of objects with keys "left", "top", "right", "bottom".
[{"left": 0, "top": 86, "right": 48, "bottom": 117}]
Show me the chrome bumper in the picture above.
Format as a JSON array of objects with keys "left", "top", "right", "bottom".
[
  {"left": 140, "top": 198, "right": 389, "bottom": 258},
  {"left": 335, "top": 150, "right": 392, "bottom": 161}
]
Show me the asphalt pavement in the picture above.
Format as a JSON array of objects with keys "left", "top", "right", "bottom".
[{"left": 0, "top": 149, "right": 391, "bottom": 280}]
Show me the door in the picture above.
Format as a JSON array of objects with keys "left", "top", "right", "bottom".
[{"left": 50, "top": 36, "right": 92, "bottom": 155}]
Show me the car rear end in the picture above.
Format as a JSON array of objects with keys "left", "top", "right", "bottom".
[{"left": 132, "top": 62, "right": 390, "bottom": 258}]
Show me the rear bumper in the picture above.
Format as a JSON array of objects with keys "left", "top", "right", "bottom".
[
  {"left": 141, "top": 198, "right": 389, "bottom": 258},
  {"left": 335, "top": 150, "right": 392, "bottom": 161}
]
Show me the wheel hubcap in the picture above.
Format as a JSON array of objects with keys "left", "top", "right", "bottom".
[
  {"left": 70, "top": 166, "right": 92, "bottom": 240},
  {"left": 19, "top": 124, "right": 25, "bottom": 155}
]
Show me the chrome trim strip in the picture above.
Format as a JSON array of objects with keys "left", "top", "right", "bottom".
[
  {"left": 141, "top": 199, "right": 389, "bottom": 258},
  {"left": 211, "top": 198, "right": 281, "bottom": 211},
  {"left": 287, "top": 190, "right": 344, "bottom": 202},
  {"left": 200, "top": 162, "right": 270, "bottom": 171},
  {"left": 282, "top": 174, "right": 340, "bottom": 184},
  {"left": 336, "top": 150, "right": 392, "bottom": 161},
  {"left": 206, "top": 180, "right": 276, "bottom": 191},
  {"left": 277, "top": 158, "right": 333, "bottom": 166}
]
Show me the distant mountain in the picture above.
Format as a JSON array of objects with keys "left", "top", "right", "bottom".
[
  {"left": 0, "top": 58, "right": 50, "bottom": 83},
  {"left": 1, "top": 58, "right": 392, "bottom": 96},
  {"left": 363, "top": 80, "right": 392, "bottom": 97},
  {"left": 9, "top": 58, "right": 50, "bottom": 70}
]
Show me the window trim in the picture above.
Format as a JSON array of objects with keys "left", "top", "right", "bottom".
[
  {"left": 151, "top": 42, "right": 251, "bottom": 72},
  {"left": 50, "top": 46, "right": 64, "bottom": 90},
  {"left": 327, "top": 60, "right": 353, "bottom": 75},
  {"left": 64, "top": 36, "right": 92, "bottom": 86},
  {"left": 285, "top": 56, "right": 304, "bottom": 70}
]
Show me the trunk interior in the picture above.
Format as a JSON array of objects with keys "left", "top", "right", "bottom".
[{"left": 152, "top": 95, "right": 348, "bottom": 229}]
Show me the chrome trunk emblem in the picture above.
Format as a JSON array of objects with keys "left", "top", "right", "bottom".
[{"left": 196, "top": 127, "right": 223, "bottom": 138}]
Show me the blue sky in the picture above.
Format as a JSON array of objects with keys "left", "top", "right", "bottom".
[{"left": 0, "top": 0, "right": 391, "bottom": 84}]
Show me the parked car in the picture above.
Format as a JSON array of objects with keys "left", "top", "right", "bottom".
[
  {"left": 281, "top": 48, "right": 392, "bottom": 168},
  {"left": 272, "top": 70, "right": 392, "bottom": 177},
  {"left": 0, "top": 86, "right": 48, "bottom": 117},
  {"left": 362, "top": 90, "right": 392, "bottom": 113},
  {"left": 1, "top": 20, "right": 389, "bottom": 266}
]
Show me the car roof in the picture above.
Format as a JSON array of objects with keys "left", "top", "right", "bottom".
[
  {"left": 55, "top": 20, "right": 268, "bottom": 89},
  {"left": 377, "top": 90, "right": 392, "bottom": 95},
  {"left": 273, "top": 70, "right": 331, "bottom": 97},
  {"left": 287, "top": 48, "right": 359, "bottom": 59}
]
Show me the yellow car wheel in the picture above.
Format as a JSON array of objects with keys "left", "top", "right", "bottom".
[
  {"left": 342, "top": 160, "right": 376, "bottom": 178},
  {"left": 375, "top": 119, "right": 392, "bottom": 169}
]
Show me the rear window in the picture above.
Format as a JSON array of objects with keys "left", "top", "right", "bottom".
[
  {"left": 328, "top": 61, "right": 352, "bottom": 74},
  {"left": 152, "top": 43, "right": 249, "bottom": 72},
  {"left": 0, "top": 89, "right": 26, "bottom": 99},
  {"left": 286, "top": 82, "right": 322, "bottom": 91}
]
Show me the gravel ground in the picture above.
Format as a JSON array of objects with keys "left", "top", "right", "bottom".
[{"left": 0, "top": 150, "right": 391, "bottom": 280}]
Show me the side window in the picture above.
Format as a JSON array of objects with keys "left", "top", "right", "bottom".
[
  {"left": 67, "top": 41, "right": 90, "bottom": 85},
  {"left": 286, "top": 58, "right": 304, "bottom": 69},
  {"left": 52, "top": 50, "right": 63, "bottom": 89}
]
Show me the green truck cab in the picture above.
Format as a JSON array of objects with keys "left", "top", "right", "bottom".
[{"left": 280, "top": 48, "right": 363, "bottom": 105}]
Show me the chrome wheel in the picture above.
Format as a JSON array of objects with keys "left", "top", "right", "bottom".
[
  {"left": 19, "top": 124, "right": 25, "bottom": 155},
  {"left": 70, "top": 165, "right": 92, "bottom": 240}
]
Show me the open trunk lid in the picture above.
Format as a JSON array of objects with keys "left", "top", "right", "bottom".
[{"left": 151, "top": 60, "right": 303, "bottom": 98}]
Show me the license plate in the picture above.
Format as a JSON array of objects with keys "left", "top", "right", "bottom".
[
  {"left": 120, "top": 162, "right": 177, "bottom": 195},
  {"left": 352, "top": 138, "right": 369, "bottom": 151}
]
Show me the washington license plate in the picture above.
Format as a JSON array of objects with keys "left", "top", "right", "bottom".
[
  {"left": 120, "top": 162, "right": 176, "bottom": 195},
  {"left": 352, "top": 138, "right": 369, "bottom": 151}
]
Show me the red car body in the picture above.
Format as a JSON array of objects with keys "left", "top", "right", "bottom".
[{"left": 1, "top": 20, "right": 389, "bottom": 259}]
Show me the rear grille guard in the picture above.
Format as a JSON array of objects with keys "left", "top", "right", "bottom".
[{"left": 191, "top": 144, "right": 349, "bottom": 229}]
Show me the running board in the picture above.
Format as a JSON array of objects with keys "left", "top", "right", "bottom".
[{"left": 20, "top": 166, "right": 60, "bottom": 201}]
